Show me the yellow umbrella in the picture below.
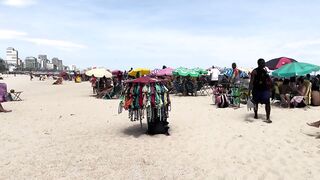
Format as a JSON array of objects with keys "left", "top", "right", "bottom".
[
  {"left": 128, "top": 68, "right": 151, "bottom": 77},
  {"left": 85, "top": 68, "right": 112, "bottom": 78}
]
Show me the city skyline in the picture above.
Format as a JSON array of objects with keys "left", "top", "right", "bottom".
[{"left": 1, "top": 0, "right": 320, "bottom": 69}]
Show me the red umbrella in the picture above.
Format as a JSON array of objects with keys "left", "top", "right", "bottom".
[
  {"left": 132, "top": 76, "right": 159, "bottom": 83},
  {"left": 112, "top": 70, "right": 123, "bottom": 75},
  {"left": 266, "top": 57, "right": 297, "bottom": 70}
]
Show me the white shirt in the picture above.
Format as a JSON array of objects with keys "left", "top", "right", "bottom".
[{"left": 210, "top": 68, "right": 220, "bottom": 81}]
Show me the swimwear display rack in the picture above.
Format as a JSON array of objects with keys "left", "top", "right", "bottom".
[{"left": 118, "top": 76, "right": 171, "bottom": 135}]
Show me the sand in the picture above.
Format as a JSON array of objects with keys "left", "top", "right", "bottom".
[{"left": 0, "top": 75, "right": 320, "bottom": 179}]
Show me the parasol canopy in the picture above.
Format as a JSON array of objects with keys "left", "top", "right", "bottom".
[
  {"left": 128, "top": 68, "right": 151, "bottom": 77},
  {"left": 266, "top": 57, "right": 297, "bottom": 70},
  {"left": 272, "top": 62, "right": 320, "bottom": 78},
  {"left": 173, "top": 67, "right": 207, "bottom": 77},
  {"left": 85, "top": 68, "right": 112, "bottom": 78},
  {"left": 125, "top": 76, "right": 160, "bottom": 84},
  {"left": 112, "top": 70, "right": 123, "bottom": 76},
  {"left": 154, "top": 67, "right": 174, "bottom": 76}
]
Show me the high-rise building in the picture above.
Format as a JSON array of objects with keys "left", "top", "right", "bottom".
[
  {"left": 38, "top": 55, "right": 50, "bottom": 70},
  {"left": 46, "top": 63, "right": 54, "bottom": 70},
  {"left": 24, "top": 56, "right": 38, "bottom": 70},
  {"left": 0, "top": 57, "right": 7, "bottom": 72},
  {"left": 6, "top": 47, "right": 18, "bottom": 66},
  {"left": 52, "top": 57, "right": 63, "bottom": 71}
]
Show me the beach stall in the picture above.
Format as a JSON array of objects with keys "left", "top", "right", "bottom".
[{"left": 118, "top": 76, "right": 171, "bottom": 135}]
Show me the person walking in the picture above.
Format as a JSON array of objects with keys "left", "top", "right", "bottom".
[{"left": 249, "top": 58, "right": 272, "bottom": 123}]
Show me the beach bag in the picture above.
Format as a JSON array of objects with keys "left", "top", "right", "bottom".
[{"left": 217, "top": 94, "right": 229, "bottom": 108}]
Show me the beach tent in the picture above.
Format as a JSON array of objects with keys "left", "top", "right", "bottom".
[
  {"left": 272, "top": 62, "right": 320, "bottom": 78},
  {"left": 266, "top": 57, "right": 297, "bottom": 70}
]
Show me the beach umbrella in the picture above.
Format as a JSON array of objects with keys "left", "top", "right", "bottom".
[
  {"left": 132, "top": 76, "right": 159, "bottom": 83},
  {"left": 128, "top": 68, "right": 151, "bottom": 77},
  {"left": 223, "top": 68, "right": 233, "bottom": 77},
  {"left": 112, "top": 70, "right": 123, "bottom": 76},
  {"left": 85, "top": 68, "right": 112, "bottom": 78},
  {"left": 173, "top": 67, "right": 189, "bottom": 76},
  {"left": 192, "top": 67, "right": 208, "bottom": 75},
  {"left": 266, "top": 57, "right": 297, "bottom": 70},
  {"left": 188, "top": 69, "right": 201, "bottom": 77},
  {"left": 272, "top": 62, "right": 320, "bottom": 78},
  {"left": 151, "top": 69, "right": 161, "bottom": 76},
  {"left": 155, "top": 67, "right": 174, "bottom": 76},
  {"left": 173, "top": 67, "right": 205, "bottom": 77}
]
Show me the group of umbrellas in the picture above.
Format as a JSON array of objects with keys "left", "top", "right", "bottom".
[
  {"left": 266, "top": 57, "right": 320, "bottom": 78},
  {"left": 84, "top": 67, "right": 209, "bottom": 78},
  {"left": 84, "top": 57, "right": 320, "bottom": 79}
]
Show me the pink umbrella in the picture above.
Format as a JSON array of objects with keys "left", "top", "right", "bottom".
[{"left": 155, "top": 67, "right": 174, "bottom": 76}]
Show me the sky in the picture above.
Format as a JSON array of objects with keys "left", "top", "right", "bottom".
[{"left": 0, "top": 0, "right": 320, "bottom": 70}]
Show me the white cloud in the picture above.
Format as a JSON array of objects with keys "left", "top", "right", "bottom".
[
  {"left": 0, "top": 28, "right": 86, "bottom": 50},
  {"left": 284, "top": 39, "right": 320, "bottom": 49},
  {"left": 1, "top": 0, "right": 36, "bottom": 7},
  {"left": 22, "top": 37, "right": 87, "bottom": 50},
  {"left": 0, "top": 29, "right": 27, "bottom": 39}
]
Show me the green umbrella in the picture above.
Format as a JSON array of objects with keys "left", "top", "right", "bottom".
[
  {"left": 272, "top": 62, "right": 320, "bottom": 78},
  {"left": 192, "top": 67, "right": 208, "bottom": 75},
  {"left": 173, "top": 67, "right": 189, "bottom": 76},
  {"left": 189, "top": 69, "right": 200, "bottom": 77}
]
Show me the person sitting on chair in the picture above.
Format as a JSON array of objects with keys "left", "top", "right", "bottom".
[{"left": 290, "top": 77, "right": 308, "bottom": 108}]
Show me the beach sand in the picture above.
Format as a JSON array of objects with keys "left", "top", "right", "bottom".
[{"left": 1, "top": 75, "right": 320, "bottom": 179}]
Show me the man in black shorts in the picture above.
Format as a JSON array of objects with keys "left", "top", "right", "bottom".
[{"left": 249, "top": 58, "right": 272, "bottom": 123}]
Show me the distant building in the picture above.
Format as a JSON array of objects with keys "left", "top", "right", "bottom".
[
  {"left": 71, "top": 65, "right": 77, "bottom": 71},
  {"left": 0, "top": 57, "right": 7, "bottom": 72},
  {"left": 63, "top": 66, "right": 70, "bottom": 71},
  {"left": 38, "top": 55, "right": 50, "bottom": 70},
  {"left": 52, "top": 57, "right": 63, "bottom": 71},
  {"left": 6, "top": 47, "right": 18, "bottom": 66},
  {"left": 24, "top": 56, "right": 38, "bottom": 70},
  {"left": 46, "top": 63, "right": 54, "bottom": 70}
]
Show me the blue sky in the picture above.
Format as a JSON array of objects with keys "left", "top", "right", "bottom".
[{"left": 0, "top": 0, "right": 320, "bottom": 70}]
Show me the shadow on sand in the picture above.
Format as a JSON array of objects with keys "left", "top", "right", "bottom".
[
  {"left": 122, "top": 123, "right": 147, "bottom": 138},
  {"left": 244, "top": 113, "right": 267, "bottom": 123}
]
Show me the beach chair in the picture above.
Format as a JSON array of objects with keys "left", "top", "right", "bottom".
[{"left": 11, "top": 91, "right": 23, "bottom": 101}]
